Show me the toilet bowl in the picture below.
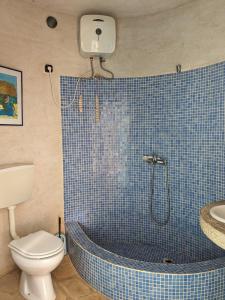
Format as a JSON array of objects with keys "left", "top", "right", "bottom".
[
  {"left": 9, "top": 230, "right": 64, "bottom": 300},
  {"left": 0, "top": 164, "right": 64, "bottom": 299}
]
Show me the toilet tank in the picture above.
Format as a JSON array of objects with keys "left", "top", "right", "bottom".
[{"left": 0, "top": 164, "right": 34, "bottom": 209}]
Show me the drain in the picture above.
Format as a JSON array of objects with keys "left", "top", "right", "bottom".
[{"left": 162, "top": 258, "right": 174, "bottom": 264}]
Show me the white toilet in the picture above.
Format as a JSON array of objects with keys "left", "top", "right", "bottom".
[{"left": 0, "top": 164, "right": 64, "bottom": 300}]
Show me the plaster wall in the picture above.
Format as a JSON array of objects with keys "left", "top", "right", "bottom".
[{"left": 113, "top": 0, "right": 225, "bottom": 77}]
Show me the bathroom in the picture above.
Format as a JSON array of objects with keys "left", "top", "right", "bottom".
[{"left": 1, "top": 0, "right": 225, "bottom": 299}]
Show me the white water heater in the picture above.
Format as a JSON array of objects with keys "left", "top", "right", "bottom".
[{"left": 80, "top": 15, "right": 116, "bottom": 58}]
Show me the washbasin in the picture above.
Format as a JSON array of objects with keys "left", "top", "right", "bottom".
[
  {"left": 210, "top": 205, "right": 225, "bottom": 224},
  {"left": 200, "top": 201, "right": 225, "bottom": 250}
]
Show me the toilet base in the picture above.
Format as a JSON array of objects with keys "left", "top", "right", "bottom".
[{"left": 19, "top": 271, "right": 56, "bottom": 300}]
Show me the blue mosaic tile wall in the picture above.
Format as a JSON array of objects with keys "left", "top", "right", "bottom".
[{"left": 61, "top": 61, "right": 225, "bottom": 264}]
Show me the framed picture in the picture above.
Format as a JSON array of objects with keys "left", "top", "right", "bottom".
[{"left": 0, "top": 65, "right": 23, "bottom": 126}]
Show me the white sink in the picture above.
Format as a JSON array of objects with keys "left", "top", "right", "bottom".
[{"left": 210, "top": 205, "right": 225, "bottom": 224}]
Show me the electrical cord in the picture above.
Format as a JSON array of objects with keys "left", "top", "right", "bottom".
[
  {"left": 48, "top": 67, "right": 91, "bottom": 109},
  {"left": 99, "top": 57, "right": 114, "bottom": 79},
  {"left": 47, "top": 57, "right": 114, "bottom": 109}
]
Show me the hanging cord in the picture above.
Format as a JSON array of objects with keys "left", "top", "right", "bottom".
[
  {"left": 95, "top": 78, "right": 100, "bottom": 123},
  {"left": 99, "top": 57, "right": 114, "bottom": 79},
  {"left": 48, "top": 60, "right": 93, "bottom": 109},
  {"left": 150, "top": 163, "right": 171, "bottom": 226},
  {"left": 48, "top": 57, "right": 114, "bottom": 109},
  {"left": 48, "top": 70, "right": 91, "bottom": 109},
  {"left": 90, "top": 57, "right": 95, "bottom": 78}
]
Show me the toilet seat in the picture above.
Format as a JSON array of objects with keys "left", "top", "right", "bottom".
[{"left": 8, "top": 230, "right": 64, "bottom": 259}]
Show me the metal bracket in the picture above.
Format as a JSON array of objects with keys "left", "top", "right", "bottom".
[{"left": 176, "top": 64, "right": 182, "bottom": 73}]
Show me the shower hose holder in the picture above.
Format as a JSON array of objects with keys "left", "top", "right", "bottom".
[{"left": 143, "top": 155, "right": 167, "bottom": 165}]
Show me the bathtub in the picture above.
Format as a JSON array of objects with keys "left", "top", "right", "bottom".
[{"left": 66, "top": 221, "right": 225, "bottom": 300}]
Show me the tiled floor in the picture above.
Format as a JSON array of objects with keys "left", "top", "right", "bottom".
[
  {"left": 0, "top": 256, "right": 108, "bottom": 300},
  {"left": 98, "top": 241, "right": 192, "bottom": 264}
]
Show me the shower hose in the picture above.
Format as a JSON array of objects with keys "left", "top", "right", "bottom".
[{"left": 150, "top": 163, "right": 170, "bottom": 226}]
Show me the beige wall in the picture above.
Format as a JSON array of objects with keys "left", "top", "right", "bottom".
[
  {"left": 113, "top": 0, "right": 225, "bottom": 76},
  {"left": 1, "top": 0, "right": 225, "bottom": 276},
  {"left": 0, "top": 0, "right": 69, "bottom": 276}
]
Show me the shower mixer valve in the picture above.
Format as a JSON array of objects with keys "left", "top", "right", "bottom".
[{"left": 143, "top": 155, "right": 167, "bottom": 165}]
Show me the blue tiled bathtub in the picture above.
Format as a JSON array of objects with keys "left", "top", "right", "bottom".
[{"left": 66, "top": 222, "right": 225, "bottom": 300}]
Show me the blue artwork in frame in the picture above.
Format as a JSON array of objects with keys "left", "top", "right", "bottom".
[{"left": 0, "top": 65, "right": 23, "bottom": 126}]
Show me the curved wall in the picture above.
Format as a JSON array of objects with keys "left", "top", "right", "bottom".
[
  {"left": 111, "top": 0, "right": 225, "bottom": 77},
  {"left": 21, "top": 0, "right": 225, "bottom": 79},
  {"left": 61, "top": 61, "right": 225, "bottom": 263}
]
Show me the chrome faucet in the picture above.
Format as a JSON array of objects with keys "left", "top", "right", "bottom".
[{"left": 143, "top": 155, "right": 167, "bottom": 165}]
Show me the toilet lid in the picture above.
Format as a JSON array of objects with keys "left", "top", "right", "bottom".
[{"left": 8, "top": 230, "right": 63, "bottom": 258}]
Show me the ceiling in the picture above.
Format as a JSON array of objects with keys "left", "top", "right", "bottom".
[{"left": 25, "top": 0, "right": 193, "bottom": 18}]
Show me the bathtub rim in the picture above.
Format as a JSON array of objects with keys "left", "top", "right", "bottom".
[{"left": 66, "top": 221, "right": 225, "bottom": 275}]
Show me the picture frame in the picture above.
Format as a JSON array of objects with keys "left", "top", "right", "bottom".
[{"left": 0, "top": 65, "right": 23, "bottom": 126}]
